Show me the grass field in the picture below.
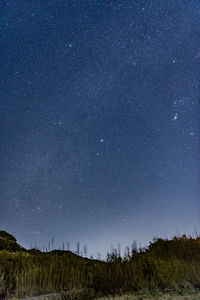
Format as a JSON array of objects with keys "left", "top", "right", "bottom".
[
  {"left": 1, "top": 231, "right": 200, "bottom": 300},
  {"left": 96, "top": 293, "right": 200, "bottom": 300}
]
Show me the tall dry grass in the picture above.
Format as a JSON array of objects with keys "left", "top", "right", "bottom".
[{"left": 1, "top": 235, "right": 200, "bottom": 299}]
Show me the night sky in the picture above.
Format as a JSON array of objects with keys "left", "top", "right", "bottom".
[{"left": 1, "top": 0, "right": 199, "bottom": 257}]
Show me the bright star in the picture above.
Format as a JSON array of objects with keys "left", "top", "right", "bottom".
[{"left": 173, "top": 113, "right": 178, "bottom": 121}]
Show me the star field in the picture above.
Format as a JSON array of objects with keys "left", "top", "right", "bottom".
[{"left": 0, "top": 0, "right": 199, "bottom": 256}]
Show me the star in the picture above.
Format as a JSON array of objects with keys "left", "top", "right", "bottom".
[{"left": 173, "top": 113, "right": 178, "bottom": 121}]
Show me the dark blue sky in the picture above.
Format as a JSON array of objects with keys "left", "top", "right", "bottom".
[{"left": 1, "top": 0, "right": 199, "bottom": 256}]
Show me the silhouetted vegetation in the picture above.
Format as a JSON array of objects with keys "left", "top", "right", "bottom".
[{"left": 0, "top": 231, "right": 200, "bottom": 299}]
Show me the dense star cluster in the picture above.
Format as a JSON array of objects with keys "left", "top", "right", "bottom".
[{"left": 0, "top": 0, "right": 199, "bottom": 256}]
